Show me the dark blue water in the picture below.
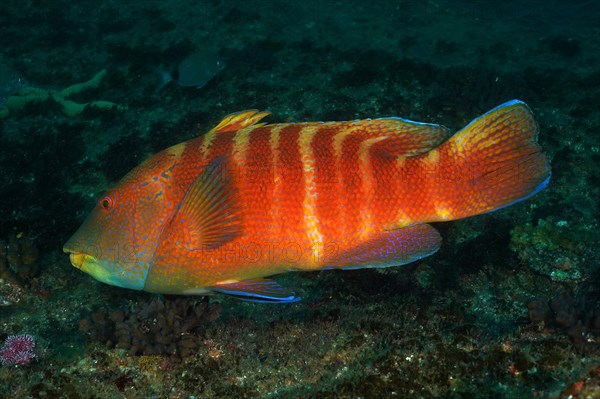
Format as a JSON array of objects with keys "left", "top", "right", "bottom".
[{"left": 0, "top": 1, "right": 598, "bottom": 397}]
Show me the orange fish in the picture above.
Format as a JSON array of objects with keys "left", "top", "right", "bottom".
[{"left": 64, "top": 100, "right": 550, "bottom": 302}]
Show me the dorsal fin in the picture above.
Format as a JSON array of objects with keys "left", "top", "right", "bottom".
[
  {"left": 162, "top": 156, "right": 242, "bottom": 251},
  {"left": 284, "top": 117, "right": 450, "bottom": 159},
  {"left": 209, "top": 110, "right": 271, "bottom": 134},
  {"left": 368, "top": 118, "right": 451, "bottom": 158}
]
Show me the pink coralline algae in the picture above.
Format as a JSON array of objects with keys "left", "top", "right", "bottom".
[{"left": 0, "top": 334, "right": 36, "bottom": 366}]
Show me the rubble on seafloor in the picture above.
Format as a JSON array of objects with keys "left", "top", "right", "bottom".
[
  {"left": 79, "top": 296, "right": 222, "bottom": 360},
  {"left": 528, "top": 291, "right": 600, "bottom": 353},
  {"left": 0, "top": 234, "right": 40, "bottom": 306}
]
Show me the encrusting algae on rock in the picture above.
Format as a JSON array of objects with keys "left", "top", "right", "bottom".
[{"left": 0, "top": 69, "right": 126, "bottom": 118}]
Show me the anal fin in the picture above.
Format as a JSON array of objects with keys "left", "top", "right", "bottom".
[{"left": 324, "top": 224, "right": 441, "bottom": 270}]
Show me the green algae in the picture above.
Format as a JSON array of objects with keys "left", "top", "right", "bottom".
[{"left": 510, "top": 219, "right": 587, "bottom": 282}]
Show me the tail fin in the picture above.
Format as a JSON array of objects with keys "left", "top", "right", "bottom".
[{"left": 433, "top": 100, "right": 550, "bottom": 220}]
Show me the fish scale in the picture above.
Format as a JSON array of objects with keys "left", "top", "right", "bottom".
[{"left": 64, "top": 101, "right": 550, "bottom": 302}]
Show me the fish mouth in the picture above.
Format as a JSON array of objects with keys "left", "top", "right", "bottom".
[
  {"left": 63, "top": 247, "right": 146, "bottom": 291},
  {"left": 69, "top": 252, "right": 87, "bottom": 270},
  {"left": 63, "top": 248, "right": 98, "bottom": 271},
  {"left": 64, "top": 248, "right": 113, "bottom": 284}
]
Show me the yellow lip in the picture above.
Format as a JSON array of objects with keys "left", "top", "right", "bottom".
[
  {"left": 69, "top": 253, "right": 86, "bottom": 269},
  {"left": 68, "top": 252, "right": 98, "bottom": 271}
]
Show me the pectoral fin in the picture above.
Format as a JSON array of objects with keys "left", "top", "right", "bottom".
[{"left": 162, "top": 156, "right": 242, "bottom": 251}]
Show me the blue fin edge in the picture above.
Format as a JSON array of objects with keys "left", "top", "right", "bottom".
[
  {"left": 211, "top": 279, "right": 301, "bottom": 303},
  {"left": 483, "top": 173, "right": 551, "bottom": 215}
]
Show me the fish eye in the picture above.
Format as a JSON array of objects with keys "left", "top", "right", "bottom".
[{"left": 100, "top": 195, "right": 114, "bottom": 210}]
